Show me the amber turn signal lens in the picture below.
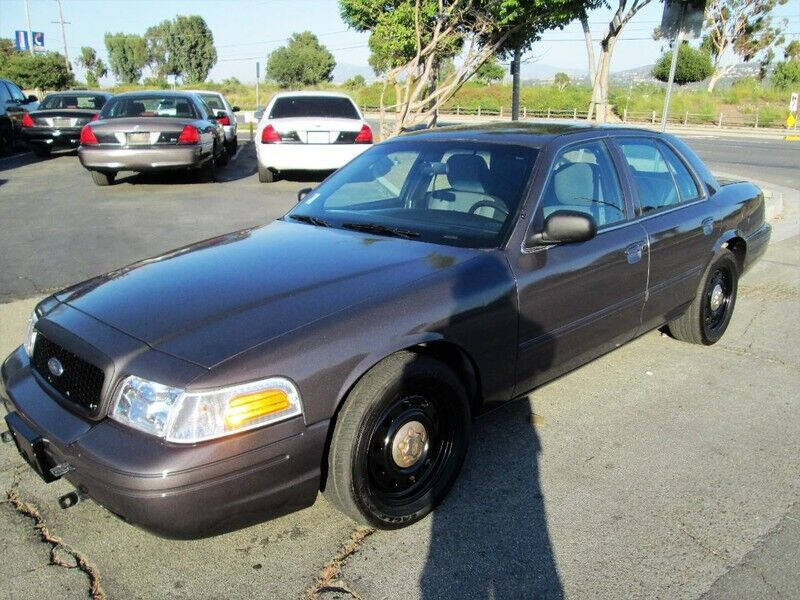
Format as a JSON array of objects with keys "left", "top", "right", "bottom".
[{"left": 223, "top": 389, "right": 290, "bottom": 430}]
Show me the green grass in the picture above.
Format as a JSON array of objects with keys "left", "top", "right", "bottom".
[{"left": 105, "top": 78, "right": 791, "bottom": 127}]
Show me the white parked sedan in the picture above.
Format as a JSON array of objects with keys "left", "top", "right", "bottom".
[{"left": 255, "top": 91, "right": 372, "bottom": 183}]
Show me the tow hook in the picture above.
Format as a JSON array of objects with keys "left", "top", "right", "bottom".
[{"left": 58, "top": 489, "right": 87, "bottom": 510}]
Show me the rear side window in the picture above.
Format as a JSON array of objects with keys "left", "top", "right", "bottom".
[
  {"left": 6, "top": 81, "right": 26, "bottom": 102},
  {"left": 655, "top": 141, "right": 701, "bottom": 202},
  {"left": 270, "top": 96, "right": 359, "bottom": 120},
  {"left": 200, "top": 94, "right": 225, "bottom": 111},
  {"left": 0, "top": 83, "right": 11, "bottom": 105},
  {"left": 618, "top": 139, "right": 679, "bottom": 214}
]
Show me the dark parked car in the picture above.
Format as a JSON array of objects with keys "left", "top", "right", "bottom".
[
  {"left": 77, "top": 91, "right": 227, "bottom": 186},
  {"left": 0, "top": 78, "right": 38, "bottom": 154},
  {"left": 22, "top": 91, "right": 112, "bottom": 157},
  {"left": 1, "top": 123, "right": 770, "bottom": 538}
]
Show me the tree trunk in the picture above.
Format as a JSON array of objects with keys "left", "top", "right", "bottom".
[
  {"left": 591, "top": 37, "right": 615, "bottom": 123},
  {"left": 580, "top": 14, "right": 596, "bottom": 85},
  {"left": 707, "top": 69, "right": 725, "bottom": 92},
  {"left": 511, "top": 43, "right": 522, "bottom": 121}
]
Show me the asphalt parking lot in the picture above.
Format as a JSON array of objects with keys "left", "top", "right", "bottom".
[{"left": 0, "top": 134, "right": 798, "bottom": 600}]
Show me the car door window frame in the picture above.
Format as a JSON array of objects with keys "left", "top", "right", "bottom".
[
  {"left": 521, "top": 135, "right": 637, "bottom": 254},
  {"left": 610, "top": 134, "right": 707, "bottom": 221}
]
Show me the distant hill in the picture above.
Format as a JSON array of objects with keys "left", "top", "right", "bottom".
[
  {"left": 610, "top": 62, "right": 760, "bottom": 88},
  {"left": 332, "top": 62, "right": 376, "bottom": 83}
]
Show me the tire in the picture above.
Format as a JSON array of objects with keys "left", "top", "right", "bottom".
[
  {"left": 228, "top": 136, "right": 238, "bottom": 157},
  {"left": 324, "top": 351, "right": 470, "bottom": 529},
  {"left": 90, "top": 170, "right": 115, "bottom": 186},
  {"left": 258, "top": 163, "right": 275, "bottom": 183},
  {"left": 0, "top": 129, "right": 12, "bottom": 156},
  {"left": 196, "top": 156, "right": 216, "bottom": 183},
  {"left": 667, "top": 249, "right": 738, "bottom": 345},
  {"left": 32, "top": 146, "right": 51, "bottom": 158},
  {"left": 217, "top": 143, "right": 229, "bottom": 167}
]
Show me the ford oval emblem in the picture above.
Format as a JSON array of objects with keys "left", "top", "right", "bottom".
[{"left": 47, "top": 357, "right": 64, "bottom": 377}]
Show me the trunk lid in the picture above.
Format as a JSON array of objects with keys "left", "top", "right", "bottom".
[{"left": 271, "top": 117, "right": 363, "bottom": 144}]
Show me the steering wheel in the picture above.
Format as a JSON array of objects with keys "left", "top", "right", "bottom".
[{"left": 467, "top": 200, "right": 510, "bottom": 218}]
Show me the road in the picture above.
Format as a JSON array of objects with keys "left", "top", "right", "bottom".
[{"left": 0, "top": 135, "right": 798, "bottom": 600}]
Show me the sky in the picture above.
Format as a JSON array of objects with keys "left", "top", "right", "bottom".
[{"left": 1, "top": 0, "right": 798, "bottom": 85}]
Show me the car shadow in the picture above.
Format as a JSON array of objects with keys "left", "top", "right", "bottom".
[{"left": 278, "top": 170, "right": 334, "bottom": 184}]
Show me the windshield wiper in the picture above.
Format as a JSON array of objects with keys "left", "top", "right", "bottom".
[
  {"left": 288, "top": 214, "right": 330, "bottom": 227},
  {"left": 341, "top": 222, "right": 421, "bottom": 239}
]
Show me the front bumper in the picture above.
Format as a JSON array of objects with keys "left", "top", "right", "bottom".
[
  {"left": 78, "top": 145, "right": 206, "bottom": 172},
  {"left": 1, "top": 346, "right": 327, "bottom": 539},
  {"left": 257, "top": 142, "right": 369, "bottom": 171},
  {"left": 24, "top": 127, "right": 81, "bottom": 149}
]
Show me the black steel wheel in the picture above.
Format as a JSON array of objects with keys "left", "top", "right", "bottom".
[
  {"left": 668, "top": 249, "right": 738, "bottom": 345},
  {"left": 325, "top": 351, "right": 470, "bottom": 528}
]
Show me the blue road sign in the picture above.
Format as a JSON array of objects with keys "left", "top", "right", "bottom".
[{"left": 14, "top": 30, "right": 45, "bottom": 51}]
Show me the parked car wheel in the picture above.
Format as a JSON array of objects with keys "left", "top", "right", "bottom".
[
  {"left": 258, "top": 163, "right": 276, "bottom": 183},
  {"left": 216, "top": 144, "right": 229, "bottom": 167},
  {"left": 668, "top": 249, "right": 738, "bottom": 345},
  {"left": 324, "top": 351, "right": 470, "bottom": 528},
  {"left": 195, "top": 155, "right": 216, "bottom": 183},
  {"left": 90, "top": 170, "right": 116, "bottom": 186},
  {"left": 228, "top": 136, "right": 238, "bottom": 157},
  {"left": 0, "top": 129, "right": 12, "bottom": 156},
  {"left": 32, "top": 146, "right": 51, "bottom": 158}
]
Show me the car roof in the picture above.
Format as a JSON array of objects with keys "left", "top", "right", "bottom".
[
  {"left": 271, "top": 91, "right": 355, "bottom": 100},
  {"left": 184, "top": 90, "right": 223, "bottom": 96},
  {"left": 391, "top": 121, "right": 660, "bottom": 148},
  {"left": 46, "top": 90, "right": 109, "bottom": 95},
  {"left": 111, "top": 91, "right": 199, "bottom": 99}
]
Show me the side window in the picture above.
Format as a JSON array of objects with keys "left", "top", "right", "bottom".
[
  {"left": 7, "top": 82, "right": 26, "bottom": 103},
  {"left": 0, "top": 83, "right": 11, "bottom": 106},
  {"left": 617, "top": 139, "right": 680, "bottom": 214},
  {"left": 539, "top": 140, "right": 626, "bottom": 228},
  {"left": 656, "top": 141, "right": 701, "bottom": 202}
]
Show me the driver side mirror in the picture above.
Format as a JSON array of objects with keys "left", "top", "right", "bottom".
[
  {"left": 297, "top": 187, "right": 313, "bottom": 202},
  {"left": 527, "top": 210, "right": 596, "bottom": 246}
]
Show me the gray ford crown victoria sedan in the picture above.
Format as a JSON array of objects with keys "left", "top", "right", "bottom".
[
  {"left": 77, "top": 91, "right": 227, "bottom": 186},
  {"left": 2, "top": 123, "right": 770, "bottom": 538}
]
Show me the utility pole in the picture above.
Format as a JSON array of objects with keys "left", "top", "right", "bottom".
[
  {"left": 256, "top": 61, "right": 261, "bottom": 110},
  {"left": 52, "top": 0, "right": 71, "bottom": 71},
  {"left": 511, "top": 42, "right": 522, "bottom": 121},
  {"left": 23, "top": 0, "right": 35, "bottom": 55}
]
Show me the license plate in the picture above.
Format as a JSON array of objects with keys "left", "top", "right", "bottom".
[
  {"left": 52, "top": 118, "right": 72, "bottom": 127},
  {"left": 4, "top": 412, "right": 59, "bottom": 483},
  {"left": 127, "top": 132, "right": 150, "bottom": 145},
  {"left": 307, "top": 131, "right": 329, "bottom": 144}
]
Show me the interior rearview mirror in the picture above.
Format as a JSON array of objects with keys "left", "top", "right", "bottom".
[
  {"left": 27, "top": 95, "right": 38, "bottom": 103},
  {"left": 527, "top": 210, "right": 596, "bottom": 246},
  {"left": 215, "top": 110, "right": 227, "bottom": 119},
  {"left": 232, "top": 105, "right": 240, "bottom": 112},
  {"left": 297, "top": 187, "right": 313, "bottom": 202}
]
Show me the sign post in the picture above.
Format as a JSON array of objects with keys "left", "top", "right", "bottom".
[
  {"left": 788, "top": 92, "right": 798, "bottom": 130},
  {"left": 658, "top": 0, "right": 706, "bottom": 132},
  {"left": 256, "top": 61, "right": 261, "bottom": 114}
]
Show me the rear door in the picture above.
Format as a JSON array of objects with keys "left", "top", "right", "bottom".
[
  {"left": 510, "top": 137, "right": 649, "bottom": 394},
  {"left": 613, "top": 136, "right": 716, "bottom": 331}
]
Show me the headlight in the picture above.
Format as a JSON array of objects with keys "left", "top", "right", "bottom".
[
  {"left": 110, "top": 376, "right": 303, "bottom": 443},
  {"left": 24, "top": 311, "right": 38, "bottom": 357}
]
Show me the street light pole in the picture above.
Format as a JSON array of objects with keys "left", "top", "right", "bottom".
[
  {"left": 53, "top": 0, "right": 71, "bottom": 71},
  {"left": 23, "top": 0, "right": 35, "bottom": 56}
]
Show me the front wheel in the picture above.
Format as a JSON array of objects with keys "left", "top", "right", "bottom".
[
  {"left": 667, "top": 249, "right": 738, "bottom": 345},
  {"left": 324, "top": 351, "right": 470, "bottom": 528},
  {"left": 90, "top": 170, "right": 116, "bottom": 186}
]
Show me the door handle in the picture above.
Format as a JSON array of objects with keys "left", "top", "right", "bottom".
[
  {"left": 625, "top": 241, "right": 646, "bottom": 264},
  {"left": 701, "top": 218, "right": 714, "bottom": 236}
]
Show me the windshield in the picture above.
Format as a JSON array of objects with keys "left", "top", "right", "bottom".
[
  {"left": 40, "top": 94, "right": 106, "bottom": 110},
  {"left": 287, "top": 140, "right": 537, "bottom": 248},
  {"left": 100, "top": 95, "right": 198, "bottom": 119},
  {"left": 269, "top": 96, "right": 359, "bottom": 120}
]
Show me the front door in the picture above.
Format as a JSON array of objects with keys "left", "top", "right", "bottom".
[{"left": 510, "top": 138, "right": 649, "bottom": 395}]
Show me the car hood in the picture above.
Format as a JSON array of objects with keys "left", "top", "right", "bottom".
[{"left": 58, "top": 220, "right": 477, "bottom": 368}]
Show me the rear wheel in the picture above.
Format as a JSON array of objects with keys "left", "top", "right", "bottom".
[
  {"left": 32, "top": 146, "right": 51, "bottom": 158},
  {"left": 196, "top": 155, "right": 216, "bottom": 183},
  {"left": 667, "top": 249, "right": 738, "bottom": 345},
  {"left": 90, "top": 170, "right": 116, "bottom": 186},
  {"left": 324, "top": 351, "right": 470, "bottom": 528},
  {"left": 228, "top": 136, "right": 238, "bottom": 157},
  {"left": 258, "top": 163, "right": 275, "bottom": 183},
  {"left": 216, "top": 142, "right": 229, "bottom": 166}
]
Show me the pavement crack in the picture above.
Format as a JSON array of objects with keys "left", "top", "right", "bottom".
[
  {"left": 304, "top": 526, "right": 374, "bottom": 600},
  {"left": 6, "top": 468, "right": 106, "bottom": 600},
  {"left": 676, "top": 518, "right": 729, "bottom": 562}
]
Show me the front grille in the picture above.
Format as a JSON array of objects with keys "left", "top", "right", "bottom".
[{"left": 31, "top": 335, "right": 105, "bottom": 414}]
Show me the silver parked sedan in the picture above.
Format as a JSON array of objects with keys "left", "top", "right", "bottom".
[
  {"left": 187, "top": 90, "right": 240, "bottom": 156},
  {"left": 78, "top": 91, "right": 226, "bottom": 186}
]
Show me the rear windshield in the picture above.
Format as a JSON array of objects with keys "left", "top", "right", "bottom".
[
  {"left": 200, "top": 94, "right": 225, "bottom": 110},
  {"left": 40, "top": 94, "right": 107, "bottom": 110},
  {"left": 269, "top": 96, "right": 359, "bottom": 120},
  {"left": 100, "top": 95, "right": 198, "bottom": 119}
]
